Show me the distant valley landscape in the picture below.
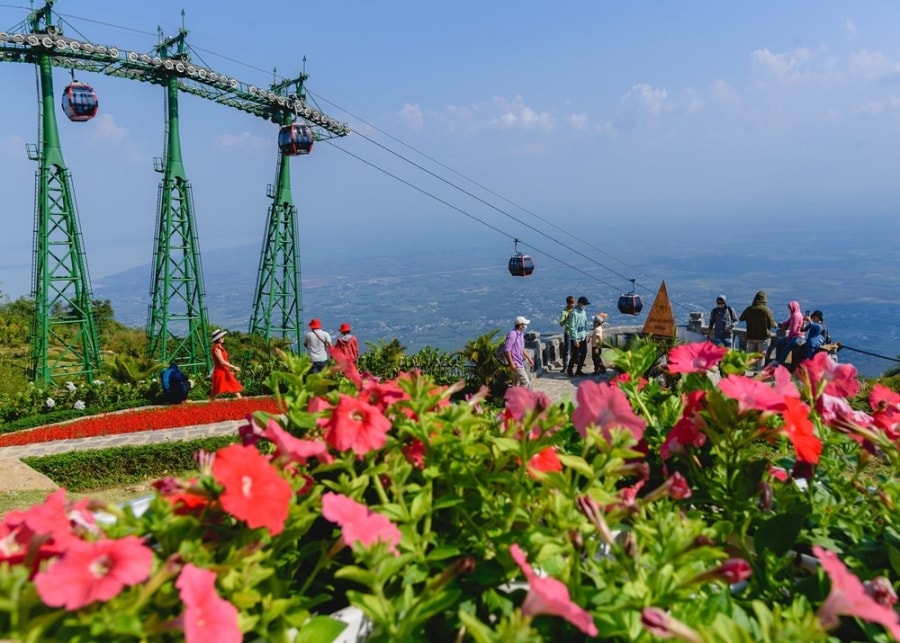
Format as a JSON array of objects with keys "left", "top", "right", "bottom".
[{"left": 92, "top": 215, "right": 900, "bottom": 379}]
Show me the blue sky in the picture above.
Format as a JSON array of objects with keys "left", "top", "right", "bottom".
[{"left": 2, "top": 1, "right": 900, "bottom": 300}]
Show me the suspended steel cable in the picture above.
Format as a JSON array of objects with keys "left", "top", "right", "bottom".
[
  {"left": 324, "top": 141, "right": 625, "bottom": 293},
  {"left": 310, "top": 91, "right": 651, "bottom": 283},
  {"left": 837, "top": 344, "right": 900, "bottom": 364}
]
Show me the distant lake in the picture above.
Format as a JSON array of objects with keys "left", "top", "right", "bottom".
[{"left": 94, "top": 214, "right": 900, "bottom": 378}]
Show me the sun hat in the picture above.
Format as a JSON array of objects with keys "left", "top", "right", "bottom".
[
  {"left": 210, "top": 329, "right": 227, "bottom": 343},
  {"left": 577, "top": 296, "right": 590, "bottom": 305},
  {"left": 515, "top": 316, "right": 531, "bottom": 326},
  {"left": 339, "top": 323, "right": 352, "bottom": 333},
  {"left": 308, "top": 318, "right": 322, "bottom": 330}
]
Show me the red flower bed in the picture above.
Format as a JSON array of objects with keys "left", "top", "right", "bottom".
[{"left": 0, "top": 398, "right": 282, "bottom": 448}]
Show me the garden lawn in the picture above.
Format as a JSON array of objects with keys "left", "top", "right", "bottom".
[{"left": 0, "top": 398, "right": 281, "bottom": 447}]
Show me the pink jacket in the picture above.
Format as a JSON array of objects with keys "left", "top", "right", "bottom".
[{"left": 780, "top": 301, "right": 804, "bottom": 338}]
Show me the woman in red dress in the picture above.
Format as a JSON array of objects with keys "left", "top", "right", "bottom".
[{"left": 210, "top": 329, "right": 243, "bottom": 401}]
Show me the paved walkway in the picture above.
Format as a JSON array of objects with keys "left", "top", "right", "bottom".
[{"left": 0, "top": 373, "right": 587, "bottom": 493}]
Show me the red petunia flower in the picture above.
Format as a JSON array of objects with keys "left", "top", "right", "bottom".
[
  {"left": 814, "top": 545, "right": 900, "bottom": 640},
  {"left": 324, "top": 394, "right": 392, "bottom": 455},
  {"left": 661, "top": 391, "right": 708, "bottom": 459},
  {"left": 509, "top": 543, "right": 598, "bottom": 636},
  {"left": 572, "top": 381, "right": 646, "bottom": 442},
  {"left": 870, "top": 384, "right": 900, "bottom": 441},
  {"left": 321, "top": 492, "right": 401, "bottom": 554},
  {"left": 781, "top": 397, "right": 822, "bottom": 464},
  {"left": 176, "top": 563, "right": 241, "bottom": 643},
  {"left": 527, "top": 447, "right": 563, "bottom": 478},
  {"left": 402, "top": 439, "right": 426, "bottom": 470},
  {"left": 212, "top": 444, "right": 292, "bottom": 535},
  {"left": 359, "top": 379, "right": 409, "bottom": 412},
  {"left": 34, "top": 535, "right": 153, "bottom": 610},
  {"left": 666, "top": 342, "right": 727, "bottom": 374}
]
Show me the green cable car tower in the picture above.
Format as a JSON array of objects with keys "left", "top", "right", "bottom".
[
  {"left": 2, "top": 2, "right": 351, "bottom": 381},
  {"left": 250, "top": 71, "right": 311, "bottom": 348},
  {"left": 146, "top": 25, "right": 210, "bottom": 373},
  {"left": 25, "top": 3, "right": 101, "bottom": 385}
]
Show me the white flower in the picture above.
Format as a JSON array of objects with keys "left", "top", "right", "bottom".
[
  {"left": 73, "top": 400, "right": 85, "bottom": 411},
  {"left": 93, "top": 380, "right": 104, "bottom": 386},
  {"left": 45, "top": 397, "right": 56, "bottom": 409},
  {"left": 65, "top": 381, "right": 76, "bottom": 393}
]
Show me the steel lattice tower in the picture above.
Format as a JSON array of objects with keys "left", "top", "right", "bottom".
[
  {"left": 250, "top": 148, "right": 302, "bottom": 347},
  {"left": 250, "top": 72, "right": 312, "bottom": 349},
  {"left": 146, "top": 28, "right": 210, "bottom": 373},
  {"left": 28, "top": 8, "right": 101, "bottom": 385}
]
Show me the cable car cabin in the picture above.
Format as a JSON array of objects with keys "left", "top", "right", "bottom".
[
  {"left": 508, "top": 254, "right": 535, "bottom": 277},
  {"left": 278, "top": 123, "right": 314, "bottom": 156},
  {"left": 617, "top": 293, "right": 644, "bottom": 315},
  {"left": 61, "top": 82, "right": 99, "bottom": 122}
]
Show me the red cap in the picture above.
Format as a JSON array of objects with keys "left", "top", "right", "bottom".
[
  {"left": 308, "top": 318, "right": 321, "bottom": 329},
  {"left": 339, "top": 323, "right": 351, "bottom": 333}
]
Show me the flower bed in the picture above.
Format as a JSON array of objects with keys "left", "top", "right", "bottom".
[
  {"left": 0, "top": 346, "right": 898, "bottom": 641},
  {"left": 0, "top": 398, "right": 281, "bottom": 447}
]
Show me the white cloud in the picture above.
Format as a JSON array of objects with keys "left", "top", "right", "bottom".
[
  {"left": 568, "top": 113, "right": 590, "bottom": 130},
  {"left": 0, "top": 134, "right": 25, "bottom": 155},
  {"left": 751, "top": 47, "right": 817, "bottom": 85},
  {"left": 85, "top": 113, "right": 128, "bottom": 142},
  {"left": 843, "top": 17, "right": 858, "bottom": 38},
  {"left": 214, "top": 131, "right": 268, "bottom": 150},
  {"left": 428, "top": 95, "right": 555, "bottom": 132},
  {"left": 398, "top": 103, "right": 423, "bottom": 129},
  {"left": 847, "top": 50, "right": 900, "bottom": 79},
  {"left": 621, "top": 83, "right": 669, "bottom": 116}
]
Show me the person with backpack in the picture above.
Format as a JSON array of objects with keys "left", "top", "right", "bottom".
[
  {"left": 161, "top": 361, "right": 191, "bottom": 403},
  {"left": 739, "top": 290, "right": 777, "bottom": 370},
  {"left": 706, "top": 294, "right": 738, "bottom": 348},
  {"left": 303, "top": 318, "right": 333, "bottom": 373}
]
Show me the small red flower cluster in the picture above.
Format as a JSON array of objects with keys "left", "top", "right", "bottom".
[{"left": 0, "top": 398, "right": 282, "bottom": 448}]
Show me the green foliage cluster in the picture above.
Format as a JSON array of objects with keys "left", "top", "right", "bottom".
[{"left": 21, "top": 436, "right": 239, "bottom": 491}]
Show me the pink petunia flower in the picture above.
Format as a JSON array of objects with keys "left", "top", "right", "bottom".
[
  {"left": 359, "top": 379, "right": 409, "bottom": 412},
  {"left": 34, "top": 535, "right": 153, "bottom": 610},
  {"left": 796, "top": 351, "right": 859, "bottom": 400},
  {"left": 212, "top": 444, "right": 292, "bottom": 535},
  {"left": 509, "top": 543, "right": 598, "bottom": 636},
  {"left": 402, "top": 439, "right": 426, "bottom": 470},
  {"left": 324, "top": 394, "right": 393, "bottom": 455},
  {"left": 572, "top": 381, "right": 646, "bottom": 442},
  {"left": 814, "top": 545, "right": 900, "bottom": 640},
  {"left": 261, "top": 418, "right": 333, "bottom": 465},
  {"left": 718, "top": 375, "right": 790, "bottom": 414},
  {"left": 176, "top": 563, "right": 242, "bottom": 643},
  {"left": 666, "top": 342, "right": 727, "bottom": 374},
  {"left": 321, "top": 492, "right": 401, "bottom": 554},
  {"left": 504, "top": 386, "right": 553, "bottom": 422},
  {"left": 641, "top": 607, "right": 704, "bottom": 643}
]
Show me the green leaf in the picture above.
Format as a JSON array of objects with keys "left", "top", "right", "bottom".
[
  {"left": 292, "top": 615, "right": 348, "bottom": 643},
  {"left": 426, "top": 545, "right": 462, "bottom": 561},
  {"left": 491, "top": 437, "right": 521, "bottom": 453},
  {"left": 732, "top": 459, "right": 769, "bottom": 501},
  {"left": 335, "top": 565, "right": 377, "bottom": 586},
  {"left": 755, "top": 512, "right": 807, "bottom": 557},
  {"left": 557, "top": 453, "right": 594, "bottom": 477},
  {"left": 458, "top": 609, "right": 499, "bottom": 643}
]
